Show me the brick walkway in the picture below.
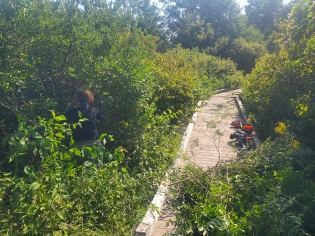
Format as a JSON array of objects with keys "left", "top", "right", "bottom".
[{"left": 151, "top": 89, "right": 242, "bottom": 236}]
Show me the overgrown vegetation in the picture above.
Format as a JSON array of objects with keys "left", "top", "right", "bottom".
[
  {"left": 167, "top": 0, "right": 315, "bottom": 235},
  {"left": 243, "top": 0, "right": 315, "bottom": 144},
  {"left": 168, "top": 124, "right": 315, "bottom": 235},
  {"left": 0, "top": 0, "right": 243, "bottom": 234},
  {"left": 2, "top": 0, "right": 314, "bottom": 234}
]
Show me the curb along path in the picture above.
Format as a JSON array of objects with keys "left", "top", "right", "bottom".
[
  {"left": 136, "top": 89, "right": 246, "bottom": 236},
  {"left": 181, "top": 89, "right": 243, "bottom": 170}
]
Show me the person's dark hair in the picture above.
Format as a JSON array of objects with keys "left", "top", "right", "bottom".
[{"left": 77, "top": 90, "right": 94, "bottom": 107}]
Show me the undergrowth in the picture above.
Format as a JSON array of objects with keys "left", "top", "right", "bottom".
[
  {"left": 168, "top": 130, "right": 315, "bottom": 235},
  {"left": 0, "top": 112, "right": 181, "bottom": 235}
]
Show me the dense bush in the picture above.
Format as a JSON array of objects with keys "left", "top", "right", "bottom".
[
  {"left": 0, "top": 0, "right": 243, "bottom": 234},
  {"left": 167, "top": 1, "right": 315, "bottom": 235},
  {"left": 0, "top": 0, "right": 242, "bottom": 153},
  {"left": 0, "top": 112, "right": 181, "bottom": 234},
  {"left": 168, "top": 127, "right": 315, "bottom": 235},
  {"left": 228, "top": 37, "right": 267, "bottom": 74},
  {"left": 153, "top": 47, "right": 243, "bottom": 117},
  {"left": 242, "top": 0, "right": 315, "bottom": 145},
  {"left": 3, "top": 0, "right": 315, "bottom": 235}
]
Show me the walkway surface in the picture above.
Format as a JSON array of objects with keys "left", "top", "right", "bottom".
[{"left": 151, "top": 89, "right": 243, "bottom": 236}]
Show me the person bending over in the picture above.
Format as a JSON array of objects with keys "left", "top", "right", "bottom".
[{"left": 65, "top": 90, "right": 104, "bottom": 145}]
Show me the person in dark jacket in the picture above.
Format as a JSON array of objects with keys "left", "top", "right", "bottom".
[{"left": 65, "top": 90, "right": 104, "bottom": 145}]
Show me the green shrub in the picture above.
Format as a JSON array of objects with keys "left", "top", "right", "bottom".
[
  {"left": 228, "top": 38, "right": 267, "bottom": 74},
  {"left": 242, "top": 0, "right": 315, "bottom": 145},
  {"left": 168, "top": 132, "right": 315, "bottom": 235},
  {"left": 0, "top": 1, "right": 246, "bottom": 234},
  {"left": 0, "top": 113, "right": 178, "bottom": 235}
]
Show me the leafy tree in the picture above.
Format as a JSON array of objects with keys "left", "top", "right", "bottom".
[
  {"left": 160, "top": 0, "right": 243, "bottom": 50},
  {"left": 228, "top": 38, "right": 267, "bottom": 74},
  {"left": 159, "top": 0, "right": 267, "bottom": 72},
  {"left": 238, "top": 24, "right": 266, "bottom": 45},
  {"left": 206, "top": 22, "right": 267, "bottom": 73},
  {"left": 171, "top": 13, "right": 214, "bottom": 49},
  {"left": 245, "top": 0, "right": 285, "bottom": 38},
  {"left": 134, "top": 0, "right": 161, "bottom": 36}
]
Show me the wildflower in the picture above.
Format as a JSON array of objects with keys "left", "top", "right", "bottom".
[
  {"left": 274, "top": 122, "right": 286, "bottom": 135},
  {"left": 290, "top": 139, "right": 300, "bottom": 148}
]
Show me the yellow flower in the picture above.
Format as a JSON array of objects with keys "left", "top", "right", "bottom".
[
  {"left": 274, "top": 122, "right": 286, "bottom": 135},
  {"left": 290, "top": 139, "right": 300, "bottom": 149}
]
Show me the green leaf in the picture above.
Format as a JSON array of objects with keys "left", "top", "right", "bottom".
[
  {"left": 99, "top": 133, "right": 107, "bottom": 140},
  {"left": 55, "top": 132, "right": 64, "bottom": 139},
  {"left": 57, "top": 210, "right": 66, "bottom": 221},
  {"left": 30, "top": 182, "right": 40, "bottom": 190},
  {"left": 40, "top": 139, "right": 51, "bottom": 149},
  {"left": 63, "top": 152, "right": 71, "bottom": 161},
  {"left": 69, "top": 137, "right": 74, "bottom": 146},
  {"left": 23, "top": 225, "right": 28, "bottom": 234},
  {"left": 107, "top": 153, "right": 113, "bottom": 161},
  {"left": 69, "top": 148, "right": 81, "bottom": 156},
  {"left": 33, "top": 133, "right": 43, "bottom": 139},
  {"left": 54, "top": 115, "right": 67, "bottom": 122},
  {"left": 8, "top": 150, "right": 15, "bottom": 162},
  {"left": 40, "top": 185, "right": 47, "bottom": 190},
  {"left": 114, "top": 153, "right": 124, "bottom": 163},
  {"left": 0, "top": 217, "right": 10, "bottom": 223},
  {"left": 51, "top": 110, "right": 56, "bottom": 118},
  {"left": 79, "top": 118, "right": 88, "bottom": 122},
  {"left": 24, "top": 165, "right": 34, "bottom": 175},
  {"left": 1, "top": 136, "right": 7, "bottom": 146},
  {"left": 52, "top": 151, "right": 59, "bottom": 158},
  {"left": 84, "top": 161, "right": 92, "bottom": 167}
]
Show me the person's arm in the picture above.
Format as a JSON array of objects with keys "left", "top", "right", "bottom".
[{"left": 96, "top": 108, "right": 104, "bottom": 121}]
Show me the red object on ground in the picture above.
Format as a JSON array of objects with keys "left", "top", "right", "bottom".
[
  {"left": 231, "top": 121, "right": 254, "bottom": 133},
  {"left": 243, "top": 125, "right": 254, "bottom": 132},
  {"left": 230, "top": 121, "right": 244, "bottom": 128}
]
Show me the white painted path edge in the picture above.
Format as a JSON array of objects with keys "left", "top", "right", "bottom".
[
  {"left": 134, "top": 100, "right": 201, "bottom": 236},
  {"left": 134, "top": 89, "right": 260, "bottom": 235}
]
